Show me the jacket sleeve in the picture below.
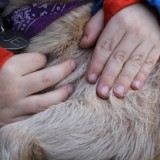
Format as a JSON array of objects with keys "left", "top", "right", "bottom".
[
  {"left": 103, "top": 0, "right": 140, "bottom": 24},
  {"left": 92, "top": 0, "right": 103, "bottom": 15},
  {"left": 145, "top": 0, "right": 160, "bottom": 12},
  {"left": 92, "top": 0, "right": 160, "bottom": 20}
]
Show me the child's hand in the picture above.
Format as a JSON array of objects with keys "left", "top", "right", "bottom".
[
  {"left": 80, "top": 4, "right": 160, "bottom": 98},
  {"left": 0, "top": 53, "right": 76, "bottom": 127}
]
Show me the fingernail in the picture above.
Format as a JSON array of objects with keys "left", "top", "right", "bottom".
[
  {"left": 114, "top": 84, "right": 125, "bottom": 96},
  {"left": 67, "top": 85, "right": 74, "bottom": 95},
  {"left": 132, "top": 80, "right": 141, "bottom": 89},
  {"left": 88, "top": 73, "right": 97, "bottom": 83},
  {"left": 100, "top": 85, "right": 109, "bottom": 97},
  {"left": 70, "top": 60, "right": 76, "bottom": 70}
]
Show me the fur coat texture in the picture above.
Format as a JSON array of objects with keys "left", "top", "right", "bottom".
[{"left": 0, "top": 0, "right": 160, "bottom": 160}]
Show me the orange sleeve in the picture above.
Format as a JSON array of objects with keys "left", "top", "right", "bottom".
[
  {"left": 0, "top": 47, "right": 14, "bottom": 69},
  {"left": 103, "top": 0, "right": 140, "bottom": 24}
]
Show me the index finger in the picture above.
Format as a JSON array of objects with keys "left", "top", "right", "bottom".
[
  {"left": 87, "top": 19, "right": 125, "bottom": 83},
  {"left": 21, "top": 59, "right": 76, "bottom": 97},
  {"left": 2, "top": 53, "right": 47, "bottom": 76}
]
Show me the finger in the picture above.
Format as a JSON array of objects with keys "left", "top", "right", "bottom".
[
  {"left": 131, "top": 47, "right": 160, "bottom": 90},
  {"left": 15, "top": 85, "right": 74, "bottom": 116},
  {"left": 0, "top": 107, "right": 31, "bottom": 126},
  {"left": 96, "top": 33, "right": 141, "bottom": 98},
  {"left": 21, "top": 59, "right": 76, "bottom": 96},
  {"left": 2, "top": 53, "right": 47, "bottom": 76},
  {"left": 87, "top": 18, "right": 126, "bottom": 83},
  {"left": 113, "top": 42, "right": 153, "bottom": 98},
  {"left": 80, "top": 9, "right": 104, "bottom": 48}
]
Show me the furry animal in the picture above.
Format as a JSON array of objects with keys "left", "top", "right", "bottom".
[{"left": 0, "top": 0, "right": 160, "bottom": 160}]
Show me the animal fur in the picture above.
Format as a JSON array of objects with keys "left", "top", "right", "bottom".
[{"left": 0, "top": 0, "right": 160, "bottom": 160}]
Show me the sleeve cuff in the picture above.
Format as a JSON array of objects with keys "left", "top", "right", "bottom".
[
  {"left": 103, "top": 0, "right": 140, "bottom": 24},
  {"left": 0, "top": 47, "right": 14, "bottom": 69}
]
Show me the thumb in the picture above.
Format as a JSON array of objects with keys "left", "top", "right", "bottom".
[{"left": 79, "top": 9, "right": 104, "bottom": 49}]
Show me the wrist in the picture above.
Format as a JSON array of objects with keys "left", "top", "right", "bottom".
[{"left": 103, "top": 0, "right": 140, "bottom": 24}]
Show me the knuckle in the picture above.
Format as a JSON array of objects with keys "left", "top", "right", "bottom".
[
  {"left": 113, "top": 51, "right": 127, "bottom": 64},
  {"left": 32, "top": 54, "right": 46, "bottom": 66},
  {"left": 35, "top": 101, "right": 48, "bottom": 113},
  {"left": 120, "top": 73, "right": 133, "bottom": 83},
  {"left": 144, "top": 57, "right": 155, "bottom": 68},
  {"left": 116, "top": 13, "right": 130, "bottom": 27},
  {"left": 129, "top": 54, "right": 144, "bottom": 67},
  {"left": 116, "top": 14, "right": 142, "bottom": 35},
  {"left": 98, "top": 40, "right": 113, "bottom": 54},
  {"left": 42, "top": 72, "right": 53, "bottom": 85},
  {"left": 2, "top": 63, "right": 15, "bottom": 74},
  {"left": 35, "top": 103, "right": 44, "bottom": 113},
  {"left": 102, "top": 73, "right": 116, "bottom": 85},
  {"left": 107, "top": 73, "right": 116, "bottom": 81},
  {"left": 139, "top": 71, "right": 147, "bottom": 79}
]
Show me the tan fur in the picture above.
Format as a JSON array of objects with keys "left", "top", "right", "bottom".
[{"left": 0, "top": 0, "right": 160, "bottom": 160}]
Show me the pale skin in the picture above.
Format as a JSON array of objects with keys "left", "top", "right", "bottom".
[
  {"left": 80, "top": 4, "right": 160, "bottom": 98},
  {"left": 1, "top": 3, "right": 160, "bottom": 127},
  {"left": 0, "top": 53, "right": 76, "bottom": 127}
]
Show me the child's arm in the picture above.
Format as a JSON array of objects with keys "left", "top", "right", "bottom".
[
  {"left": 80, "top": 3, "right": 160, "bottom": 98},
  {"left": 0, "top": 52, "right": 76, "bottom": 127}
]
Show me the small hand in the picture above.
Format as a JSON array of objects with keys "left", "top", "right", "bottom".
[
  {"left": 80, "top": 4, "right": 160, "bottom": 98},
  {"left": 0, "top": 53, "right": 76, "bottom": 127}
]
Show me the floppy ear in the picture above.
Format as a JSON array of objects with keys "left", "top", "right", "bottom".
[{"left": 5, "top": 0, "right": 74, "bottom": 15}]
